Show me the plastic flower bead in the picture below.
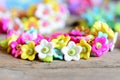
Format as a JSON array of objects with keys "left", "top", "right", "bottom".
[
  {"left": 8, "top": 17, "right": 24, "bottom": 35},
  {"left": 26, "top": 27, "right": 38, "bottom": 40},
  {"left": 92, "top": 37, "right": 109, "bottom": 57},
  {"left": 6, "top": 30, "right": 18, "bottom": 38},
  {"left": 77, "top": 39, "right": 91, "bottom": 60},
  {"left": 91, "top": 21, "right": 114, "bottom": 39},
  {"left": 0, "top": 34, "right": 18, "bottom": 49},
  {"left": 35, "top": 39, "right": 54, "bottom": 62},
  {"left": 38, "top": 19, "right": 54, "bottom": 34},
  {"left": 52, "top": 35, "right": 70, "bottom": 49},
  {"left": 61, "top": 41, "right": 82, "bottom": 61},
  {"left": 98, "top": 31, "right": 109, "bottom": 44},
  {"left": 0, "top": 18, "right": 9, "bottom": 33},
  {"left": 98, "top": 31, "right": 108, "bottom": 38},
  {"left": 23, "top": 17, "right": 38, "bottom": 31},
  {"left": 34, "top": 35, "right": 44, "bottom": 45},
  {"left": 53, "top": 48, "right": 63, "bottom": 60},
  {"left": 35, "top": 3, "right": 53, "bottom": 19},
  {"left": 21, "top": 41, "right": 36, "bottom": 61},
  {"left": 69, "top": 29, "right": 82, "bottom": 43},
  {"left": 16, "top": 33, "right": 33, "bottom": 44},
  {"left": 69, "top": 29, "right": 82, "bottom": 36},
  {"left": 10, "top": 41, "right": 22, "bottom": 58}
]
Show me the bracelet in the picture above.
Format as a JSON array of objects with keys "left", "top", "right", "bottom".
[{"left": 0, "top": 21, "right": 117, "bottom": 62}]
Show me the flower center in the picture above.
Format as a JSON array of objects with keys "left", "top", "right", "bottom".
[
  {"left": 43, "top": 9, "right": 49, "bottom": 15},
  {"left": 16, "top": 44, "right": 21, "bottom": 50},
  {"left": 14, "top": 24, "right": 19, "bottom": 31},
  {"left": 58, "top": 39, "right": 64, "bottom": 44},
  {"left": 42, "top": 46, "right": 50, "bottom": 54},
  {"left": 27, "top": 49, "right": 34, "bottom": 56},
  {"left": 68, "top": 48, "right": 76, "bottom": 56},
  {"left": 96, "top": 42, "right": 102, "bottom": 49},
  {"left": 82, "top": 46, "right": 87, "bottom": 53},
  {"left": 42, "top": 21, "right": 49, "bottom": 27}
]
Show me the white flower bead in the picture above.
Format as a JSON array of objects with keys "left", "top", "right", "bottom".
[
  {"left": 35, "top": 3, "right": 53, "bottom": 19},
  {"left": 62, "top": 41, "right": 82, "bottom": 61},
  {"left": 35, "top": 39, "right": 54, "bottom": 59}
]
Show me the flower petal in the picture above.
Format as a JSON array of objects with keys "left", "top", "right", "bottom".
[
  {"left": 64, "top": 54, "right": 72, "bottom": 61},
  {"left": 72, "top": 54, "right": 80, "bottom": 61},
  {"left": 75, "top": 46, "right": 82, "bottom": 54},
  {"left": 40, "top": 39, "right": 48, "bottom": 46},
  {"left": 68, "top": 41, "right": 76, "bottom": 48},
  {"left": 61, "top": 47, "right": 69, "bottom": 55},
  {"left": 21, "top": 52, "right": 28, "bottom": 60},
  {"left": 38, "top": 52, "right": 46, "bottom": 59},
  {"left": 35, "top": 45, "right": 43, "bottom": 53}
]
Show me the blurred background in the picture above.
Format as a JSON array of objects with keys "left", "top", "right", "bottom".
[{"left": 0, "top": 0, "right": 120, "bottom": 34}]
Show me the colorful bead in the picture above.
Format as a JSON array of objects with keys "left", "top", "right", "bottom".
[
  {"left": 53, "top": 48, "right": 63, "bottom": 60},
  {"left": 35, "top": 3, "right": 53, "bottom": 19},
  {"left": 91, "top": 21, "right": 115, "bottom": 39},
  {"left": 35, "top": 39, "right": 54, "bottom": 62},
  {"left": 21, "top": 41, "right": 36, "bottom": 61},
  {"left": 26, "top": 27, "right": 38, "bottom": 40},
  {"left": 23, "top": 17, "right": 38, "bottom": 31},
  {"left": 77, "top": 39, "right": 91, "bottom": 60},
  {"left": 61, "top": 41, "right": 82, "bottom": 61},
  {"left": 92, "top": 37, "right": 109, "bottom": 57},
  {"left": 0, "top": 18, "right": 9, "bottom": 33},
  {"left": 0, "top": 34, "right": 18, "bottom": 49},
  {"left": 10, "top": 41, "right": 22, "bottom": 58},
  {"left": 52, "top": 35, "right": 70, "bottom": 49}
]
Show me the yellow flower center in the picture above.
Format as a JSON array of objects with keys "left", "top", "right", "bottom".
[
  {"left": 27, "top": 49, "right": 34, "bottom": 56},
  {"left": 42, "top": 46, "right": 50, "bottom": 54},
  {"left": 68, "top": 48, "right": 76, "bottom": 56},
  {"left": 96, "top": 42, "right": 102, "bottom": 49}
]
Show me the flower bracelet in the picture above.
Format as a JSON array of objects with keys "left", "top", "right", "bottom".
[{"left": 0, "top": 21, "right": 118, "bottom": 62}]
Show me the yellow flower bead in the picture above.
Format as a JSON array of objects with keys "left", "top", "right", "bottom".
[
  {"left": 21, "top": 41, "right": 36, "bottom": 61},
  {"left": 23, "top": 17, "right": 38, "bottom": 31},
  {"left": 77, "top": 39, "right": 91, "bottom": 60},
  {"left": 0, "top": 34, "right": 18, "bottom": 49},
  {"left": 91, "top": 21, "right": 114, "bottom": 39},
  {"left": 52, "top": 35, "right": 70, "bottom": 49}
]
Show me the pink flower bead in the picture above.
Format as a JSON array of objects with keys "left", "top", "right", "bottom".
[
  {"left": 69, "top": 30, "right": 82, "bottom": 43},
  {"left": 17, "top": 33, "right": 33, "bottom": 44},
  {"left": 34, "top": 34, "right": 51, "bottom": 45},
  {"left": 92, "top": 37, "right": 109, "bottom": 57},
  {"left": 10, "top": 41, "right": 22, "bottom": 58},
  {"left": 0, "top": 18, "right": 9, "bottom": 33},
  {"left": 6, "top": 30, "right": 18, "bottom": 38},
  {"left": 69, "top": 30, "right": 82, "bottom": 36},
  {"left": 34, "top": 35, "right": 44, "bottom": 45}
]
